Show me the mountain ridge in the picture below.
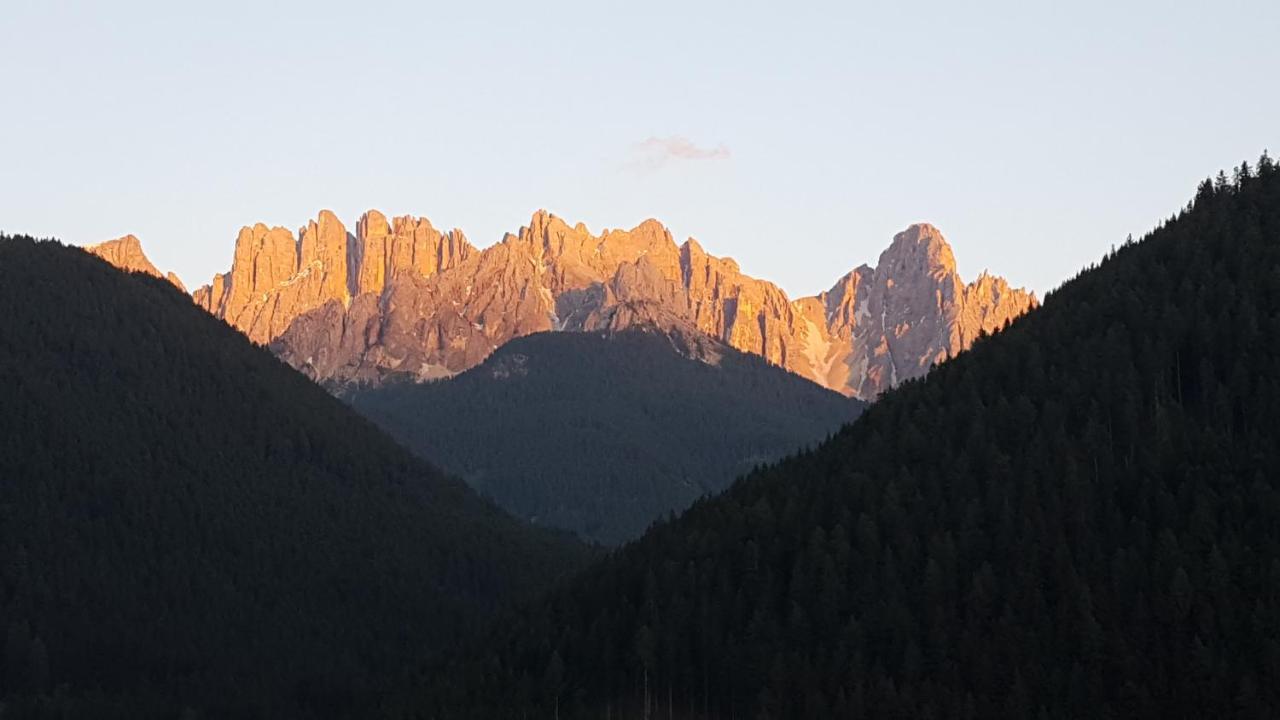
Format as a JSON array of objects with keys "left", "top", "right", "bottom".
[{"left": 89, "top": 211, "right": 1035, "bottom": 399}]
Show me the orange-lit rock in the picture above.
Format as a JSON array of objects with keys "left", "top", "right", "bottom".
[
  {"left": 804, "top": 223, "right": 1037, "bottom": 398},
  {"left": 87, "top": 235, "right": 187, "bottom": 292},
  {"left": 97, "top": 213, "right": 1035, "bottom": 398},
  {"left": 186, "top": 211, "right": 475, "bottom": 346}
]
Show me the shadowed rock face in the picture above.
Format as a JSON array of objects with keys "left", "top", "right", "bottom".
[{"left": 98, "top": 212, "right": 1035, "bottom": 399}]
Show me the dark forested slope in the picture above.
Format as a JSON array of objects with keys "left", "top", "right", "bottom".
[
  {"left": 0, "top": 237, "right": 585, "bottom": 718},
  {"left": 423, "top": 157, "right": 1280, "bottom": 719},
  {"left": 348, "top": 330, "right": 862, "bottom": 545}
]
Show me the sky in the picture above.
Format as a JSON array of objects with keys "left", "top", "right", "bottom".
[{"left": 2, "top": 0, "right": 1278, "bottom": 299}]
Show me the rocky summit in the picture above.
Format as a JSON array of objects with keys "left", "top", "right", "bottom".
[
  {"left": 93, "top": 211, "right": 1036, "bottom": 399},
  {"left": 87, "top": 235, "right": 188, "bottom": 292},
  {"left": 804, "top": 223, "right": 1037, "bottom": 398}
]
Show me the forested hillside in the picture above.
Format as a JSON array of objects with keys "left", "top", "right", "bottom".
[
  {"left": 348, "top": 330, "right": 862, "bottom": 545},
  {"left": 421, "top": 156, "right": 1280, "bottom": 719},
  {"left": 0, "top": 238, "right": 586, "bottom": 718}
]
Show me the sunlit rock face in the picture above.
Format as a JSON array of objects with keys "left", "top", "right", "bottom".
[
  {"left": 188, "top": 210, "right": 475, "bottom": 346},
  {"left": 86, "top": 235, "right": 187, "bottom": 292},
  {"left": 809, "top": 223, "right": 1038, "bottom": 399},
  {"left": 100, "top": 213, "right": 1034, "bottom": 398}
]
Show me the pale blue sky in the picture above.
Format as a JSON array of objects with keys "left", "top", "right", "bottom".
[{"left": 3, "top": 1, "right": 1277, "bottom": 298}]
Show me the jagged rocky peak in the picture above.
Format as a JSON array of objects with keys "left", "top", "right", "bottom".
[
  {"left": 87, "top": 234, "right": 159, "bottom": 276},
  {"left": 188, "top": 211, "right": 348, "bottom": 344},
  {"left": 219, "top": 223, "right": 298, "bottom": 321},
  {"left": 357, "top": 209, "right": 391, "bottom": 240},
  {"left": 266, "top": 211, "right": 1034, "bottom": 397},
  {"left": 804, "top": 222, "right": 1038, "bottom": 399},
  {"left": 183, "top": 209, "right": 477, "bottom": 345},
  {"left": 354, "top": 209, "right": 394, "bottom": 296},
  {"left": 354, "top": 209, "right": 475, "bottom": 297},
  {"left": 817, "top": 265, "right": 871, "bottom": 332},
  {"left": 269, "top": 210, "right": 773, "bottom": 387},
  {"left": 510, "top": 210, "right": 682, "bottom": 291},
  {"left": 86, "top": 234, "right": 187, "bottom": 292},
  {"left": 879, "top": 222, "right": 958, "bottom": 278},
  {"left": 90, "top": 210, "right": 1036, "bottom": 399},
  {"left": 297, "top": 209, "right": 352, "bottom": 305},
  {"left": 956, "top": 270, "right": 1037, "bottom": 347}
]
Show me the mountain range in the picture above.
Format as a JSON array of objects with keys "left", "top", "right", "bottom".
[{"left": 89, "top": 212, "right": 1035, "bottom": 399}]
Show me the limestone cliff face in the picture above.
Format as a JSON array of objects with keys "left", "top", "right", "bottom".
[
  {"left": 804, "top": 224, "right": 1038, "bottom": 399},
  {"left": 352, "top": 210, "right": 473, "bottom": 297},
  {"left": 188, "top": 210, "right": 475, "bottom": 345},
  {"left": 270, "top": 211, "right": 802, "bottom": 386},
  {"left": 100, "top": 213, "right": 1035, "bottom": 399},
  {"left": 86, "top": 235, "right": 187, "bottom": 292},
  {"left": 270, "top": 212, "right": 1035, "bottom": 397}
]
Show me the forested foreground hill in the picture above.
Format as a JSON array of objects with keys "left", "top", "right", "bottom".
[
  {"left": 420, "top": 157, "right": 1280, "bottom": 719},
  {"left": 0, "top": 238, "right": 587, "bottom": 718},
  {"left": 348, "top": 330, "right": 863, "bottom": 545}
]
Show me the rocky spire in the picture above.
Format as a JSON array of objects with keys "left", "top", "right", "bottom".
[
  {"left": 808, "top": 223, "right": 1038, "bottom": 398},
  {"left": 86, "top": 235, "right": 187, "bottom": 292}
]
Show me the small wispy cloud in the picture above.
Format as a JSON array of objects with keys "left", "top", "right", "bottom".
[{"left": 627, "top": 135, "right": 731, "bottom": 172}]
